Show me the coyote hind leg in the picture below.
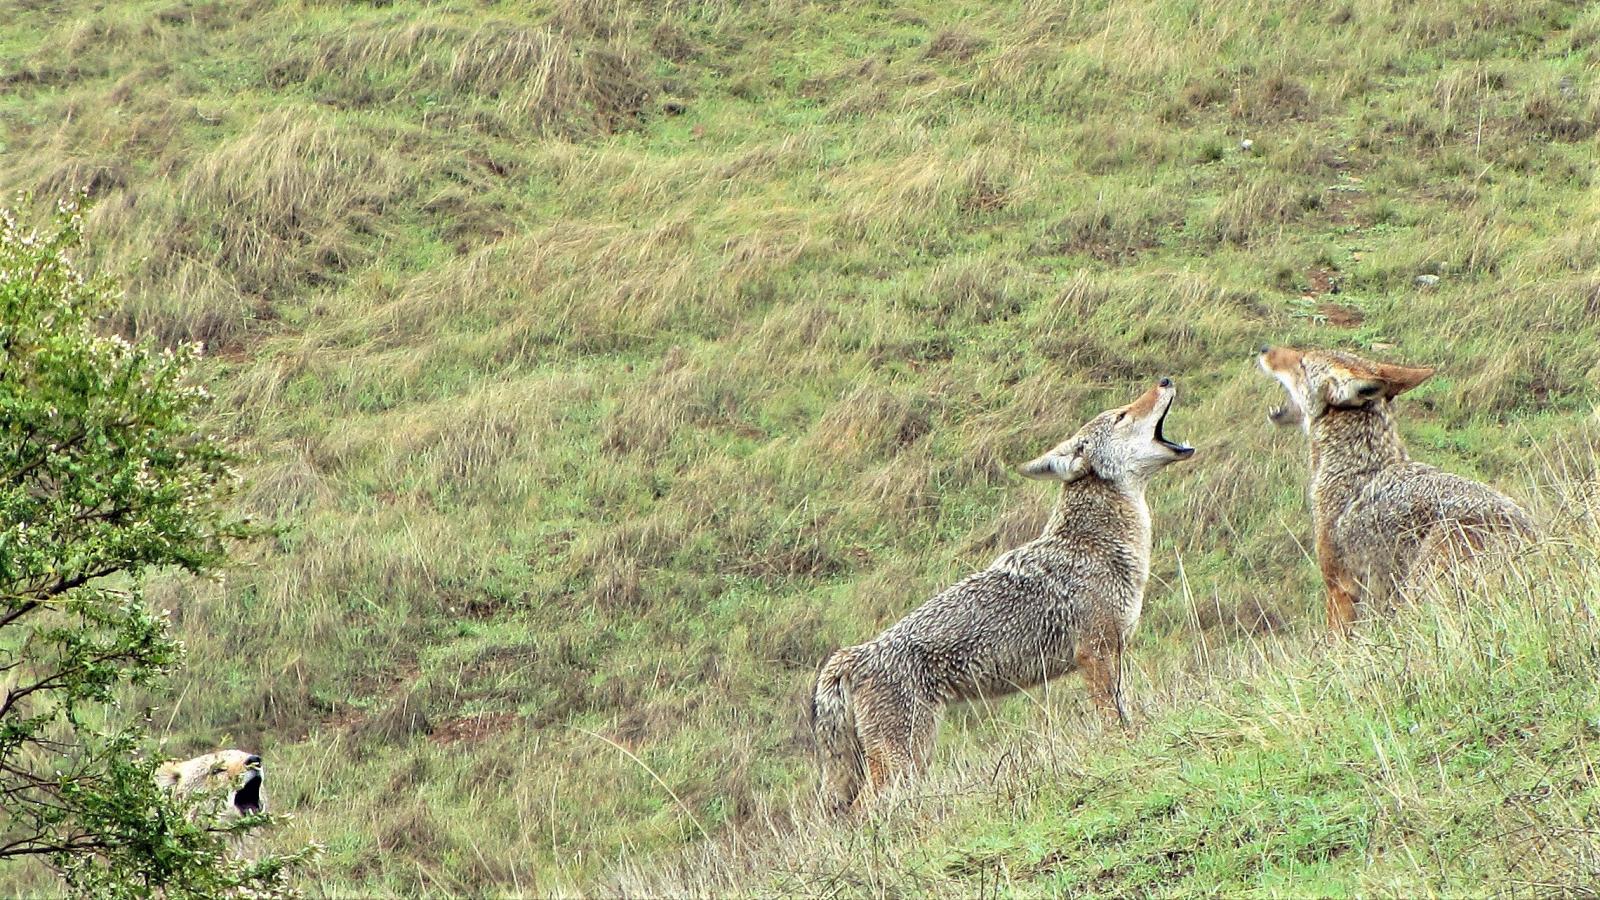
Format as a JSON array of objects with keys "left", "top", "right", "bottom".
[
  {"left": 1405, "top": 520, "right": 1507, "bottom": 603},
  {"left": 858, "top": 691, "right": 939, "bottom": 803}
]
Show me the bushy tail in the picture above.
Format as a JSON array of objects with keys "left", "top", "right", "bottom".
[{"left": 811, "top": 648, "right": 864, "bottom": 813}]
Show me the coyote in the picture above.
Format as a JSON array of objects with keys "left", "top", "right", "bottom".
[
  {"left": 812, "top": 379, "right": 1194, "bottom": 812},
  {"left": 156, "top": 749, "right": 265, "bottom": 819},
  {"left": 1257, "top": 346, "right": 1535, "bottom": 633}
]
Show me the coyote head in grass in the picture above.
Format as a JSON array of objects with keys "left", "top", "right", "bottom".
[
  {"left": 1019, "top": 377, "right": 1196, "bottom": 488},
  {"left": 1257, "top": 346, "right": 1434, "bottom": 432},
  {"left": 156, "top": 749, "right": 265, "bottom": 820}
]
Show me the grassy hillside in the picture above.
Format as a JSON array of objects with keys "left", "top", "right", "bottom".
[
  {"left": 3, "top": 0, "right": 1598, "bottom": 894},
  {"left": 622, "top": 487, "right": 1600, "bottom": 896}
]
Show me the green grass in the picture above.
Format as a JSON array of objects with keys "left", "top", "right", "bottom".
[
  {"left": 632, "top": 504, "right": 1600, "bottom": 895},
  {"left": 3, "top": 0, "right": 1599, "bottom": 894}
]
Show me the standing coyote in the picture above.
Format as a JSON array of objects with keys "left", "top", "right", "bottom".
[
  {"left": 1257, "top": 346, "right": 1535, "bottom": 633},
  {"left": 812, "top": 379, "right": 1195, "bottom": 811}
]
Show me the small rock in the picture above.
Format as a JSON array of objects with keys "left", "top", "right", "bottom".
[
  {"left": 1559, "top": 75, "right": 1577, "bottom": 100},
  {"left": 1240, "top": 138, "right": 1254, "bottom": 151},
  {"left": 1372, "top": 341, "right": 1396, "bottom": 351},
  {"left": 1414, "top": 274, "right": 1440, "bottom": 287}
]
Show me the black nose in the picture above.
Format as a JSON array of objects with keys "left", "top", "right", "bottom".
[
  {"left": 1257, "top": 344, "right": 1271, "bottom": 356},
  {"left": 245, "top": 755, "right": 262, "bottom": 767},
  {"left": 1158, "top": 377, "right": 1172, "bottom": 388}
]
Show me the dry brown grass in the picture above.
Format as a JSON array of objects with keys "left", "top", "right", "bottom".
[
  {"left": 268, "top": 16, "right": 657, "bottom": 137},
  {"left": 177, "top": 109, "right": 406, "bottom": 291},
  {"left": 1206, "top": 176, "right": 1319, "bottom": 247}
]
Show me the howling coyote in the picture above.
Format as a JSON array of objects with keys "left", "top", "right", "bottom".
[
  {"left": 1257, "top": 346, "right": 1535, "bottom": 633},
  {"left": 812, "top": 379, "right": 1195, "bottom": 812},
  {"left": 156, "top": 749, "right": 265, "bottom": 819}
]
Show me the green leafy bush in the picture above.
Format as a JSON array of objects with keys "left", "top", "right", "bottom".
[{"left": 0, "top": 199, "right": 309, "bottom": 897}]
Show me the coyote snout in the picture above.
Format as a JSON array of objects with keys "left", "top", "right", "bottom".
[
  {"left": 812, "top": 379, "right": 1193, "bottom": 813},
  {"left": 1257, "top": 347, "right": 1536, "bottom": 633},
  {"left": 1019, "top": 376, "right": 1196, "bottom": 481}
]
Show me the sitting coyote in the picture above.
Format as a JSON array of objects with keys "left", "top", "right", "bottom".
[
  {"left": 1257, "top": 346, "right": 1536, "bottom": 633},
  {"left": 156, "top": 749, "right": 265, "bottom": 819},
  {"left": 812, "top": 378, "right": 1195, "bottom": 812}
]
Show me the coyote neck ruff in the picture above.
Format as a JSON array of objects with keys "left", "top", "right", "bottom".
[
  {"left": 1039, "top": 475, "right": 1152, "bottom": 601},
  {"left": 1306, "top": 402, "right": 1409, "bottom": 516},
  {"left": 811, "top": 379, "right": 1192, "bottom": 813}
]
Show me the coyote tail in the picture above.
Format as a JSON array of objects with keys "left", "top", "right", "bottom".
[{"left": 811, "top": 648, "right": 864, "bottom": 813}]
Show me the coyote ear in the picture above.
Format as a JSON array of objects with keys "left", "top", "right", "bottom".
[
  {"left": 1372, "top": 363, "right": 1434, "bottom": 398},
  {"left": 1019, "top": 445, "right": 1089, "bottom": 483},
  {"left": 1328, "top": 377, "right": 1385, "bottom": 407},
  {"left": 1329, "top": 363, "right": 1435, "bottom": 407},
  {"left": 1337, "top": 365, "right": 1440, "bottom": 406}
]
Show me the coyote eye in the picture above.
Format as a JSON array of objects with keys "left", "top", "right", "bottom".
[{"left": 1115, "top": 412, "right": 1127, "bottom": 423}]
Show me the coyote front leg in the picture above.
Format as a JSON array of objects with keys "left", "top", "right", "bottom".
[
  {"left": 1317, "top": 536, "right": 1359, "bottom": 636},
  {"left": 1078, "top": 639, "right": 1130, "bottom": 727}
]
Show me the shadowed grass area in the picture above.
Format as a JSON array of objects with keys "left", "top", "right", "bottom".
[{"left": 3, "top": 0, "right": 1598, "bottom": 894}]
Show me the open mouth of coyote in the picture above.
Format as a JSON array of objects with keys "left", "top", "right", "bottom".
[
  {"left": 1154, "top": 398, "right": 1194, "bottom": 457},
  {"left": 1266, "top": 391, "right": 1306, "bottom": 427},
  {"left": 232, "top": 769, "right": 263, "bottom": 816}
]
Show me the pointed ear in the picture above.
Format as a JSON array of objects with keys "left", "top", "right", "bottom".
[
  {"left": 1019, "top": 444, "right": 1089, "bottom": 483},
  {"left": 1328, "top": 363, "right": 1436, "bottom": 407},
  {"left": 1372, "top": 363, "right": 1434, "bottom": 398},
  {"left": 1328, "top": 376, "right": 1386, "bottom": 407}
]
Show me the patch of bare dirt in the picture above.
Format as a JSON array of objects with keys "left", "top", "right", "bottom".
[
  {"left": 308, "top": 661, "right": 420, "bottom": 737},
  {"left": 1322, "top": 182, "right": 1365, "bottom": 227},
  {"left": 1306, "top": 267, "right": 1337, "bottom": 296},
  {"left": 1317, "top": 302, "right": 1364, "bottom": 328}
]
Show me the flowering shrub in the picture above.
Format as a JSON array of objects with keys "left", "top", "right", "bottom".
[{"left": 0, "top": 198, "right": 309, "bottom": 897}]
